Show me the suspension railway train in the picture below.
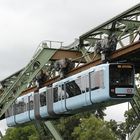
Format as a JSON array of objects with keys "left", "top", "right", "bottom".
[{"left": 6, "top": 63, "right": 135, "bottom": 126}]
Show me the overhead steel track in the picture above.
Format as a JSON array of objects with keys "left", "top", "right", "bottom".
[
  {"left": 79, "top": 3, "right": 140, "bottom": 47},
  {"left": 20, "top": 41, "right": 140, "bottom": 95}
]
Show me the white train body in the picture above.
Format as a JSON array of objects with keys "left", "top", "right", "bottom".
[{"left": 6, "top": 63, "right": 135, "bottom": 126}]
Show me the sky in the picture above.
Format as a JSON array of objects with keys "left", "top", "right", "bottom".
[{"left": 0, "top": 0, "right": 139, "bottom": 135}]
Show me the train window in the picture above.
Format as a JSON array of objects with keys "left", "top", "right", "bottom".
[
  {"left": 29, "top": 95, "right": 34, "bottom": 110},
  {"left": 14, "top": 98, "right": 26, "bottom": 115},
  {"left": 90, "top": 70, "right": 104, "bottom": 91},
  {"left": 110, "top": 65, "right": 134, "bottom": 86},
  {"left": 14, "top": 103, "right": 19, "bottom": 115},
  {"left": 24, "top": 97, "right": 28, "bottom": 112},
  {"left": 57, "top": 84, "right": 66, "bottom": 100},
  {"left": 53, "top": 87, "right": 58, "bottom": 102},
  {"left": 19, "top": 101, "right": 26, "bottom": 114},
  {"left": 40, "top": 92, "right": 46, "bottom": 106},
  {"left": 81, "top": 75, "right": 89, "bottom": 93},
  {"left": 65, "top": 79, "right": 81, "bottom": 98},
  {"left": 75, "top": 77, "right": 82, "bottom": 92}
]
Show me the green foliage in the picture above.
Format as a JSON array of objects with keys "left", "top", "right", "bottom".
[
  {"left": 107, "top": 120, "right": 126, "bottom": 139},
  {"left": 2, "top": 125, "right": 39, "bottom": 140},
  {"left": 55, "top": 114, "right": 81, "bottom": 139},
  {"left": 107, "top": 107, "right": 140, "bottom": 139},
  {"left": 55, "top": 109, "right": 106, "bottom": 139},
  {"left": 2, "top": 108, "right": 109, "bottom": 140},
  {"left": 3, "top": 114, "right": 118, "bottom": 140},
  {"left": 94, "top": 106, "right": 106, "bottom": 120},
  {"left": 72, "top": 116, "right": 117, "bottom": 140},
  {"left": 3, "top": 104, "right": 140, "bottom": 140},
  {"left": 124, "top": 108, "right": 140, "bottom": 134}
]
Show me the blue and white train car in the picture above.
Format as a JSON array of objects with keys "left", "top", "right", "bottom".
[{"left": 6, "top": 63, "right": 135, "bottom": 126}]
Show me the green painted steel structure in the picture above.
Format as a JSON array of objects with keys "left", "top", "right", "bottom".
[
  {"left": 34, "top": 120, "right": 63, "bottom": 140},
  {"left": 79, "top": 3, "right": 140, "bottom": 49},
  {"left": 129, "top": 124, "right": 140, "bottom": 140},
  {"left": 130, "top": 87, "right": 140, "bottom": 119}
]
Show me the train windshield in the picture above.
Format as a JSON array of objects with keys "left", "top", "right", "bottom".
[
  {"left": 109, "top": 64, "right": 134, "bottom": 98},
  {"left": 109, "top": 64, "right": 134, "bottom": 87}
]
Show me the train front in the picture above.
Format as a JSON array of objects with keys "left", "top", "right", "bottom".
[{"left": 109, "top": 63, "right": 135, "bottom": 99}]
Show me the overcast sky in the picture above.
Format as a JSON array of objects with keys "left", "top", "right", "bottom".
[{"left": 0, "top": 0, "right": 139, "bottom": 135}]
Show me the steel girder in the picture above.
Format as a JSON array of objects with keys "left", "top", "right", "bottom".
[
  {"left": 79, "top": 3, "right": 140, "bottom": 53},
  {"left": 0, "top": 43, "right": 57, "bottom": 118}
]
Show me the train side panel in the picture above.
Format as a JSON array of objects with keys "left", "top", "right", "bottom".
[
  {"left": 6, "top": 116, "right": 16, "bottom": 127},
  {"left": 15, "top": 112, "right": 30, "bottom": 124}
]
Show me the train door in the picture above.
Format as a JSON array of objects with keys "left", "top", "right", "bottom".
[
  {"left": 81, "top": 74, "right": 92, "bottom": 106},
  {"left": 28, "top": 92, "right": 34, "bottom": 120},
  {"left": 57, "top": 84, "right": 67, "bottom": 113},
  {"left": 34, "top": 91, "right": 41, "bottom": 120},
  {"left": 89, "top": 69, "right": 105, "bottom": 103},
  {"left": 39, "top": 87, "right": 48, "bottom": 118}
]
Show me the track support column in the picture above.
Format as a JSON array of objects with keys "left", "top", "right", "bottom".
[
  {"left": 44, "top": 121, "right": 63, "bottom": 140},
  {"left": 34, "top": 120, "right": 63, "bottom": 140}
]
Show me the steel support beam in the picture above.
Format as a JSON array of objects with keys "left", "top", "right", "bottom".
[
  {"left": 0, "top": 45, "right": 57, "bottom": 118},
  {"left": 51, "top": 49, "right": 84, "bottom": 62},
  {"left": 34, "top": 120, "right": 63, "bottom": 140},
  {"left": 0, "top": 49, "right": 84, "bottom": 91},
  {"left": 79, "top": 47, "right": 92, "bottom": 62},
  {"left": 80, "top": 3, "right": 140, "bottom": 41},
  {"left": 130, "top": 86, "right": 140, "bottom": 120},
  {"left": 129, "top": 124, "right": 140, "bottom": 140},
  {"left": 20, "top": 41, "right": 140, "bottom": 95},
  {"left": 44, "top": 121, "right": 63, "bottom": 140}
]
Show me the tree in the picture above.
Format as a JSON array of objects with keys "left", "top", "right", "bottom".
[
  {"left": 55, "top": 108, "right": 106, "bottom": 140},
  {"left": 2, "top": 124, "right": 39, "bottom": 140},
  {"left": 72, "top": 115, "right": 117, "bottom": 140},
  {"left": 55, "top": 113, "right": 83, "bottom": 140},
  {"left": 94, "top": 106, "right": 106, "bottom": 120},
  {"left": 124, "top": 108, "right": 140, "bottom": 134},
  {"left": 2, "top": 108, "right": 107, "bottom": 140},
  {"left": 107, "top": 107, "right": 140, "bottom": 140},
  {"left": 107, "top": 120, "right": 126, "bottom": 140}
]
